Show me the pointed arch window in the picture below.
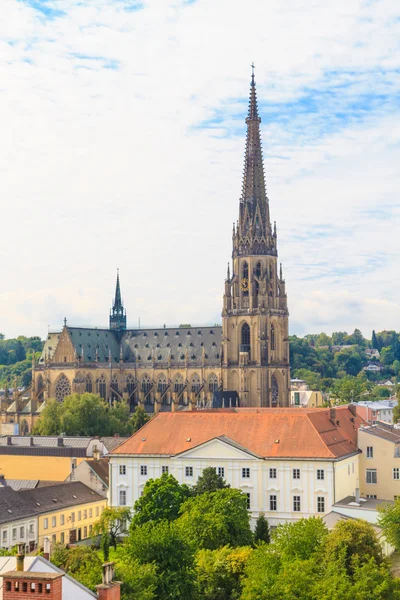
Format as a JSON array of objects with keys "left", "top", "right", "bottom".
[
  {"left": 256, "top": 262, "right": 262, "bottom": 278},
  {"left": 37, "top": 374, "right": 44, "bottom": 401},
  {"left": 157, "top": 375, "right": 168, "bottom": 394},
  {"left": 241, "top": 322, "right": 250, "bottom": 354},
  {"left": 271, "top": 324, "right": 276, "bottom": 351},
  {"left": 208, "top": 374, "right": 218, "bottom": 393},
  {"left": 55, "top": 375, "right": 71, "bottom": 403},
  {"left": 191, "top": 375, "right": 201, "bottom": 393},
  {"left": 174, "top": 374, "right": 184, "bottom": 395},
  {"left": 96, "top": 375, "right": 107, "bottom": 400},
  {"left": 111, "top": 375, "right": 119, "bottom": 401},
  {"left": 271, "top": 375, "right": 279, "bottom": 407},
  {"left": 141, "top": 375, "right": 152, "bottom": 394},
  {"left": 126, "top": 374, "right": 135, "bottom": 398},
  {"left": 85, "top": 375, "right": 93, "bottom": 393},
  {"left": 242, "top": 262, "right": 249, "bottom": 297}
]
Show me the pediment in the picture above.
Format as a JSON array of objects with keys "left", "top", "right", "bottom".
[{"left": 173, "top": 437, "right": 260, "bottom": 461}]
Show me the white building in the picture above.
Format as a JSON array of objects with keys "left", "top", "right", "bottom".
[
  {"left": 355, "top": 399, "right": 398, "bottom": 425},
  {"left": 109, "top": 407, "right": 363, "bottom": 526},
  {"left": 0, "top": 487, "right": 37, "bottom": 552}
]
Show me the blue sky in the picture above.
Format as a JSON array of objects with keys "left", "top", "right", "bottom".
[{"left": 0, "top": 0, "right": 400, "bottom": 338}]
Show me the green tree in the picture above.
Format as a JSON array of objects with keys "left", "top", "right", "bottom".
[
  {"left": 51, "top": 545, "right": 102, "bottom": 592},
  {"left": 378, "top": 498, "right": 400, "bottom": 550},
  {"left": 372, "top": 330, "right": 380, "bottom": 350},
  {"left": 33, "top": 399, "right": 63, "bottom": 435},
  {"left": 332, "top": 331, "right": 349, "bottom": 345},
  {"left": 333, "top": 376, "right": 365, "bottom": 403},
  {"left": 130, "top": 405, "right": 150, "bottom": 432},
  {"left": 178, "top": 488, "right": 253, "bottom": 550},
  {"left": 323, "top": 519, "right": 383, "bottom": 575},
  {"left": 292, "top": 368, "right": 322, "bottom": 391},
  {"left": 133, "top": 474, "right": 192, "bottom": 526},
  {"left": 272, "top": 517, "right": 328, "bottom": 561},
  {"left": 254, "top": 514, "right": 270, "bottom": 544},
  {"left": 116, "top": 555, "right": 157, "bottom": 600},
  {"left": 100, "top": 532, "right": 110, "bottom": 561},
  {"left": 371, "top": 385, "right": 391, "bottom": 398},
  {"left": 93, "top": 506, "right": 131, "bottom": 550},
  {"left": 333, "top": 349, "right": 363, "bottom": 376},
  {"left": 195, "top": 545, "right": 252, "bottom": 600},
  {"left": 393, "top": 404, "right": 400, "bottom": 424},
  {"left": 125, "top": 520, "right": 196, "bottom": 600},
  {"left": 193, "top": 466, "right": 229, "bottom": 495},
  {"left": 315, "top": 332, "right": 332, "bottom": 347}
]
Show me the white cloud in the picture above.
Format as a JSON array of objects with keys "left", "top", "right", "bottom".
[{"left": 0, "top": 0, "right": 399, "bottom": 338}]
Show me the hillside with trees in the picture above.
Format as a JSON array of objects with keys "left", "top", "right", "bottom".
[{"left": 0, "top": 333, "right": 43, "bottom": 389}]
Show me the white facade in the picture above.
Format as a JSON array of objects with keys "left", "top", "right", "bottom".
[
  {"left": 0, "top": 517, "right": 37, "bottom": 552},
  {"left": 109, "top": 437, "right": 360, "bottom": 526}
]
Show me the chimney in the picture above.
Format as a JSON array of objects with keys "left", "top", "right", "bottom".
[
  {"left": 43, "top": 537, "right": 51, "bottom": 561},
  {"left": 93, "top": 447, "right": 100, "bottom": 462},
  {"left": 355, "top": 487, "right": 360, "bottom": 503},
  {"left": 30, "top": 437, "right": 34, "bottom": 447},
  {"left": 6, "top": 436, "right": 12, "bottom": 446},
  {"left": 2, "top": 572, "right": 63, "bottom": 600},
  {"left": 16, "top": 545, "right": 25, "bottom": 571},
  {"left": 330, "top": 407, "right": 336, "bottom": 422},
  {"left": 96, "top": 563, "right": 120, "bottom": 600},
  {"left": 57, "top": 437, "right": 63, "bottom": 447},
  {"left": 348, "top": 403, "right": 357, "bottom": 417}
]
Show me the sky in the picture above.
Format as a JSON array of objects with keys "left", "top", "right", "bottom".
[{"left": 0, "top": 0, "right": 399, "bottom": 340}]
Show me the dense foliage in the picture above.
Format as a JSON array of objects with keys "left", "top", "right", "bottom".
[
  {"left": 0, "top": 334, "right": 43, "bottom": 388},
  {"left": 33, "top": 393, "right": 150, "bottom": 436}
]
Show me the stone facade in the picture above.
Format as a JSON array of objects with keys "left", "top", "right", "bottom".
[{"left": 28, "top": 73, "right": 290, "bottom": 416}]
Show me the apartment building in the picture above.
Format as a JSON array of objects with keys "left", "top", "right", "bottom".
[{"left": 359, "top": 423, "right": 400, "bottom": 500}]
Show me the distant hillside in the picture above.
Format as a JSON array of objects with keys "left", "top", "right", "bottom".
[{"left": 0, "top": 334, "right": 44, "bottom": 388}]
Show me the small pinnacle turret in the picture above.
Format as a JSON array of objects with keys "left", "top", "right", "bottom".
[{"left": 109, "top": 269, "right": 127, "bottom": 332}]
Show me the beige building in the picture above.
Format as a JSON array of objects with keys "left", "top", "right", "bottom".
[
  {"left": 359, "top": 423, "right": 400, "bottom": 501},
  {"left": 109, "top": 406, "right": 363, "bottom": 526},
  {"left": 29, "top": 73, "right": 290, "bottom": 419},
  {"left": 291, "top": 389, "right": 324, "bottom": 408}
]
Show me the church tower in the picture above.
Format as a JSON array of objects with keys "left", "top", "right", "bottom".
[
  {"left": 222, "top": 71, "right": 290, "bottom": 407},
  {"left": 109, "top": 270, "right": 127, "bottom": 332}
]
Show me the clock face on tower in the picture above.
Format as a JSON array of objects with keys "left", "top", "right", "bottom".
[{"left": 241, "top": 278, "right": 249, "bottom": 292}]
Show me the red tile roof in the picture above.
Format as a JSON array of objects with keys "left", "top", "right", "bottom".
[{"left": 111, "top": 406, "right": 364, "bottom": 460}]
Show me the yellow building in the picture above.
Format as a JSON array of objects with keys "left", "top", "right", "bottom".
[
  {"left": 359, "top": 423, "right": 400, "bottom": 501},
  {"left": 0, "top": 481, "right": 107, "bottom": 551},
  {"left": 0, "top": 436, "right": 110, "bottom": 480},
  {"left": 291, "top": 389, "right": 324, "bottom": 408},
  {"left": 30, "top": 73, "right": 290, "bottom": 415}
]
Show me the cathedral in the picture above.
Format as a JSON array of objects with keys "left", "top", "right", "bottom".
[{"left": 32, "top": 72, "right": 290, "bottom": 412}]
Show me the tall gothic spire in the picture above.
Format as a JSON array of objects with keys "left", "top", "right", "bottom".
[
  {"left": 109, "top": 269, "right": 127, "bottom": 332},
  {"left": 233, "top": 68, "right": 274, "bottom": 258}
]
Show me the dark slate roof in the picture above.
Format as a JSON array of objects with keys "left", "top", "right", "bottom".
[
  {"left": 17, "top": 481, "right": 104, "bottom": 515},
  {"left": 212, "top": 391, "right": 240, "bottom": 408},
  {"left": 0, "top": 487, "right": 33, "bottom": 524},
  {"left": 122, "top": 326, "right": 222, "bottom": 365},
  {"left": 86, "top": 458, "right": 109, "bottom": 487},
  {"left": 40, "top": 325, "right": 223, "bottom": 367},
  {"left": 100, "top": 437, "right": 128, "bottom": 452}
]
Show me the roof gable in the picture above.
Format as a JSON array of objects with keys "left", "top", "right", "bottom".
[{"left": 174, "top": 436, "right": 260, "bottom": 460}]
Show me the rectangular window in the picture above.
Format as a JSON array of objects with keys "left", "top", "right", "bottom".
[
  {"left": 71, "top": 512, "right": 75, "bottom": 523},
  {"left": 293, "top": 468, "right": 300, "bottom": 480},
  {"left": 316, "top": 469, "right": 324, "bottom": 480},
  {"left": 119, "top": 490, "right": 127, "bottom": 506},
  {"left": 96, "top": 507, "right": 99, "bottom": 517},
  {"left": 185, "top": 466, "right": 193, "bottom": 477},
  {"left": 246, "top": 493, "right": 251, "bottom": 510},
  {"left": 89, "top": 508, "right": 92, "bottom": 518},
  {"left": 84, "top": 526, "right": 87, "bottom": 539},
  {"left": 269, "top": 494, "right": 277, "bottom": 511},
  {"left": 52, "top": 517, "right": 56, "bottom": 528},
  {"left": 29, "top": 523, "right": 34, "bottom": 534},
  {"left": 2, "top": 531, "right": 7, "bottom": 542},
  {"left": 242, "top": 467, "right": 251, "bottom": 478},
  {"left": 367, "top": 446, "right": 373, "bottom": 458},
  {"left": 366, "top": 469, "right": 377, "bottom": 484},
  {"left": 366, "top": 494, "right": 377, "bottom": 499},
  {"left": 394, "top": 468, "right": 400, "bottom": 480},
  {"left": 317, "top": 497, "right": 325, "bottom": 513},
  {"left": 119, "top": 465, "right": 126, "bottom": 475},
  {"left": 60, "top": 514, "right": 65, "bottom": 525},
  {"left": 52, "top": 534, "right": 56, "bottom": 544},
  {"left": 162, "top": 465, "right": 169, "bottom": 475},
  {"left": 12, "top": 528, "right": 17, "bottom": 541},
  {"left": 20, "top": 526, "right": 24, "bottom": 539},
  {"left": 294, "top": 391, "right": 300, "bottom": 406},
  {"left": 44, "top": 518, "right": 48, "bottom": 530},
  {"left": 348, "top": 465, "right": 350, "bottom": 475},
  {"left": 89, "top": 525, "right": 93, "bottom": 535},
  {"left": 269, "top": 468, "right": 277, "bottom": 479},
  {"left": 140, "top": 465, "right": 147, "bottom": 476},
  {"left": 293, "top": 496, "right": 301, "bottom": 512},
  {"left": 61, "top": 532, "right": 65, "bottom": 544},
  {"left": 78, "top": 511, "right": 82, "bottom": 521},
  {"left": 218, "top": 467, "right": 225, "bottom": 478},
  {"left": 84, "top": 510, "right": 87, "bottom": 520}
]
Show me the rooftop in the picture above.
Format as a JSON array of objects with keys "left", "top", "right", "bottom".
[
  {"left": 359, "top": 423, "right": 400, "bottom": 444},
  {"left": 111, "top": 406, "right": 364, "bottom": 460}
]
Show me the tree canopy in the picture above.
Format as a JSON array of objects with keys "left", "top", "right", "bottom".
[
  {"left": 132, "top": 473, "right": 192, "bottom": 526},
  {"left": 33, "top": 394, "right": 149, "bottom": 436}
]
